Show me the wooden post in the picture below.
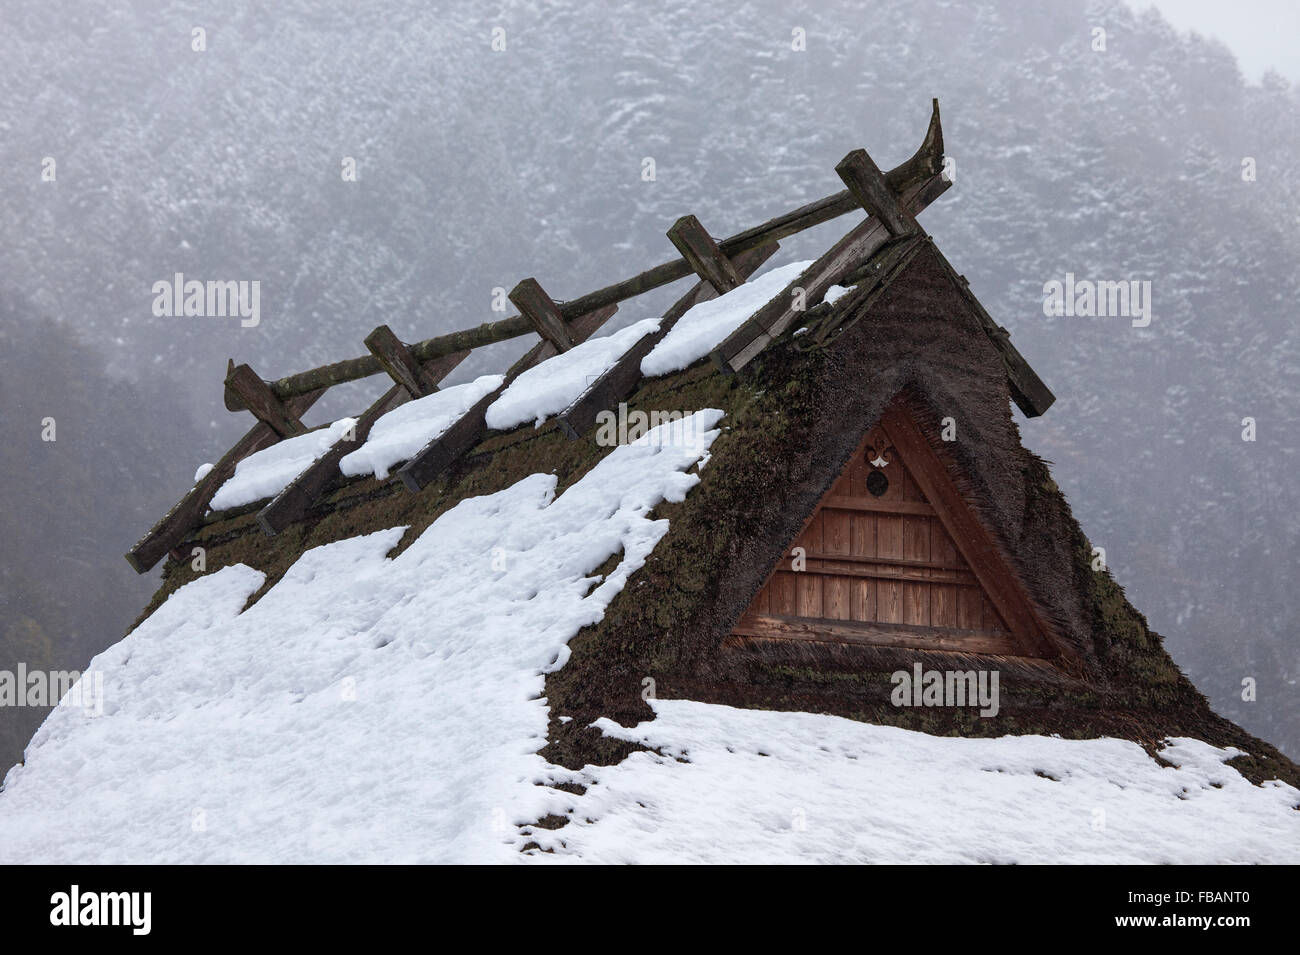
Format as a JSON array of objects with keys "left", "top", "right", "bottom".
[
  {"left": 557, "top": 242, "right": 779, "bottom": 440},
  {"left": 667, "top": 215, "right": 742, "bottom": 293},
  {"left": 509, "top": 278, "right": 574, "bottom": 353},
  {"left": 365, "top": 324, "right": 439, "bottom": 397},
  {"left": 395, "top": 303, "right": 619, "bottom": 492},
  {"left": 225, "top": 363, "right": 308, "bottom": 437},
  {"left": 835, "top": 148, "right": 919, "bottom": 237},
  {"left": 125, "top": 388, "right": 325, "bottom": 572}
]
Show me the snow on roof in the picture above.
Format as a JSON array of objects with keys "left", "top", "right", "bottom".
[
  {"left": 485, "top": 318, "right": 660, "bottom": 431},
  {"left": 530, "top": 701, "right": 1300, "bottom": 864},
  {"left": 209, "top": 416, "right": 357, "bottom": 511},
  {"left": 640, "top": 259, "right": 810, "bottom": 377},
  {"left": 340, "top": 373, "right": 503, "bottom": 480},
  {"left": 0, "top": 411, "right": 724, "bottom": 863}
]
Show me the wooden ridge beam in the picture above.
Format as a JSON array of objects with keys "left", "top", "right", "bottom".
[
  {"left": 557, "top": 242, "right": 779, "bottom": 440},
  {"left": 365, "top": 324, "right": 440, "bottom": 397},
  {"left": 395, "top": 303, "right": 619, "bottom": 492},
  {"left": 222, "top": 101, "right": 946, "bottom": 411},
  {"left": 509, "top": 278, "right": 574, "bottom": 352},
  {"left": 710, "top": 169, "right": 950, "bottom": 374},
  {"left": 256, "top": 348, "right": 470, "bottom": 535},
  {"left": 124, "top": 388, "right": 326, "bottom": 573},
  {"left": 667, "top": 215, "right": 742, "bottom": 293},
  {"left": 225, "top": 363, "right": 307, "bottom": 437}
]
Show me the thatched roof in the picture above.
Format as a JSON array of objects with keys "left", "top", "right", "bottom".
[{"left": 134, "top": 235, "right": 1300, "bottom": 791}]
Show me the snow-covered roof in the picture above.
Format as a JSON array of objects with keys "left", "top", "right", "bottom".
[{"left": 3, "top": 409, "right": 1296, "bottom": 862}]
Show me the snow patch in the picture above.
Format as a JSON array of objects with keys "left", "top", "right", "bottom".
[
  {"left": 526, "top": 700, "right": 1300, "bottom": 864},
  {"left": 0, "top": 411, "right": 724, "bottom": 864},
  {"left": 640, "top": 260, "right": 811, "bottom": 377},
  {"left": 340, "top": 374, "right": 503, "bottom": 480},
  {"left": 209, "top": 417, "right": 357, "bottom": 511},
  {"left": 485, "top": 319, "right": 660, "bottom": 431}
]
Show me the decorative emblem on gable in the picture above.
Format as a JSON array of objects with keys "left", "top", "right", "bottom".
[{"left": 865, "top": 427, "right": 893, "bottom": 469}]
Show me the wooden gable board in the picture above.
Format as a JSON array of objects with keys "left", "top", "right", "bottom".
[{"left": 733, "top": 397, "right": 1061, "bottom": 660}]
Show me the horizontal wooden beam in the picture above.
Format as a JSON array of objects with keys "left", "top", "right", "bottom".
[
  {"left": 732, "top": 612, "right": 1020, "bottom": 656},
  {"left": 223, "top": 101, "right": 946, "bottom": 411}
]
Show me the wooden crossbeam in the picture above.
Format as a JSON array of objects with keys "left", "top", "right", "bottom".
[
  {"left": 557, "top": 242, "right": 779, "bottom": 440},
  {"left": 125, "top": 388, "right": 325, "bottom": 572},
  {"left": 395, "top": 304, "right": 618, "bottom": 492},
  {"left": 256, "top": 348, "right": 470, "bottom": 534},
  {"left": 365, "top": 324, "right": 440, "bottom": 397},
  {"left": 509, "top": 278, "right": 574, "bottom": 353},
  {"left": 225, "top": 363, "right": 307, "bottom": 437},
  {"left": 836, "top": 148, "right": 919, "bottom": 237},
  {"left": 667, "top": 215, "right": 742, "bottom": 293},
  {"left": 711, "top": 170, "right": 951, "bottom": 374},
  {"left": 221, "top": 102, "right": 946, "bottom": 411}
]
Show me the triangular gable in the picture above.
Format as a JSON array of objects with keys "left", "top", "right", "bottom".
[{"left": 732, "top": 398, "right": 1060, "bottom": 659}]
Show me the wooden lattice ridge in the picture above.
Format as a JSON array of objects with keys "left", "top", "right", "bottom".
[{"left": 126, "top": 99, "right": 1053, "bottom": 574}]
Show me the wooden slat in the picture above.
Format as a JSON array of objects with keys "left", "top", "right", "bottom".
[
  {"left": 822, "top": 495, "right": 935, "bottom": 516},
  {"left": 667, "top": 214, "right": 742, "bottom": 293},
  {"left": 801, "top": 559, "right": 975, "bottom": 586},
  {"left": 732, "top": 612, "right": 1019, "bottom": 656},
  {"left": 396, "top": 303, "right": 618, "bottom": 491},
  {"left": 365, "top": 324, "right": 439, "bottom": 397},
  {"left": 225, "top": 363, "right": 306, "bottom": 437},
  {"left": 124, "top": 388, "right": 325, "bottom": 573},
  {"left": 510, "top": 278, "right": 575, "bottom": 352},
  {"left": 556, "top": 243, "right": 778, "bottom": 440}
]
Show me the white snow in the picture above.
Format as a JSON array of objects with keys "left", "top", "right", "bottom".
[
  {"left": 0, "top": 411, "right": 724, "bottom": 864},
  {"left": 824, "top": 283, "right": 852, "bottom": 305},
  {"left": 523, "top": 701, "right": 1300, "bottom": 864},
  {"left": 209, "top": 417, "right": 357, "bottom": 511},
  {"left": 339, "top": 374, "right": 503, "bottom": 480},
  {"left": 640, "top": 259, "right": 811, "bottom": 377},
  {"left": 485, "top": 319, "right": 660, "bottom": 431},
  {"left": 194, "top": 462, "right": 214, "bottom": 482}
]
